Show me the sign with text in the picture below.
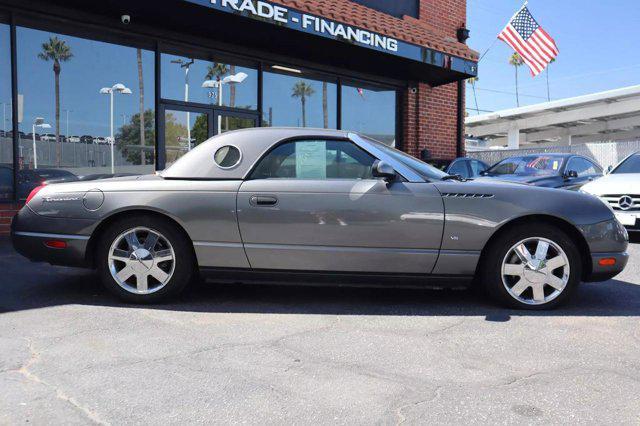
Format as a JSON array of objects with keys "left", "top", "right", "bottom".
[{"left": 183, "top": 0, "right": 478, "bottom": 77}]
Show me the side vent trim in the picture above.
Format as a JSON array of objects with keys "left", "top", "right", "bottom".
[{"left": 441, "top": 193, "right": 494, "bottom": 199}]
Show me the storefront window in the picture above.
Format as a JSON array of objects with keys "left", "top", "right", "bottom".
[
  {"left": 0, "top": 23, "right": 11, "bottom": 201},
  {"left": 161, "top": 54, "right": 257, "bottom": 110},
  {"left": 263, "top": 69, "right": 337, "bottom": 128},
  {"left": 16, "top": 27, "right": 155, "bottom": 199},
  {"left": 341, "top": 82, "right": 396, "bottom": 146},
  {"left": 164, "top": 109, "right": 209, "bottom": 167}
]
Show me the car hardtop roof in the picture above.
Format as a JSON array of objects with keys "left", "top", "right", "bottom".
[{"left": 161, "top": 127, "right": 355, "bottom": 180}]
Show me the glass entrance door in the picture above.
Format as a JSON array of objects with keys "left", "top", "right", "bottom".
[
  {"left": 159, "top": 103, "right": 258, "bottom": 169},
  {"left": 214, "top": 110, "right": 258, "bottom": 135},
  {"left": 160, "top": 105, "right": 212, "bottom": 168}
]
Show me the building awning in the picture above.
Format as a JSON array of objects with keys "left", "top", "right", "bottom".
[{"left": 34, "top": 0, "right": 477, "bottom": 86}]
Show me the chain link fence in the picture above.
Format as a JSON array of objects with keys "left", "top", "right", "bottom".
[{"left": 467, "top": 141, "right": 640, "bottom": 169}]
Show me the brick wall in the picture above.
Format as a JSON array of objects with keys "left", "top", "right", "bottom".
[
  {"left": 402, "top": 0, "right": 468, "bottom": 160},
  {"left": 403, "top": 82, "right": 463, "bottom": 160},
  {"left": 0, "top": 203, "right": 21, "bottom": 236}
]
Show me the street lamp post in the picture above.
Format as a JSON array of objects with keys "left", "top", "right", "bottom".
[
  {"left": 32, "top": 117, "right": 51, "bottom": 169},
  {"left": 100, "top": 83, "right": 132, "bottom": 174},
  {"left": 202, "top": 72, "right": 248, "bottom": 135},
  {"left": 171, "top": 58, "right": 195, "bottom": 150}
]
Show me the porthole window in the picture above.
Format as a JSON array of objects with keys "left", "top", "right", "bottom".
[{"left": 214, "top": 145, "right": 242, "bottom": 169}]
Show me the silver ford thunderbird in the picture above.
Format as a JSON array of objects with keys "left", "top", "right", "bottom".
[{"left": 11, "top": 128, "right": 629, "bottom": 309}]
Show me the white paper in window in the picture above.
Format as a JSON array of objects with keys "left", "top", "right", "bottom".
[{"left": 295, "top": 141, "right": 326, "bottom": 179}]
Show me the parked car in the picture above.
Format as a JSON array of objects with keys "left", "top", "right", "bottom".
[
  {"left": 0, "top": 164, "right": 13, "bottom": 199},
  {"left": 16, "top": 168, "right": 78, "bottom": 199},
  {"left": 480, "top": 153, "right": 602, "bottom": 190},
  {"left": 40, "top": 133, "right": 57, "bottom": 142},
  {"left": 80, "top": 135, "right": 94, "bottom": 144},
  {"left": 94, "top": 136, "right": 108, "bottom": 145},
  {"left": 426, "top": 157, "right": 489, "bottom": 179},
  {"left": 11, "top": 128, "right": 628, "bottom": 309},
  {"left": 25, "top": 132, "right": 40, "bottom": 141},
  {"left": 581, "top": 152, "right": 640, "bottom": 233},
  {"left": 67, "top": 135, "right": 81, "bottom": 143}
]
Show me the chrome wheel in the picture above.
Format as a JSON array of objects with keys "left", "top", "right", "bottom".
[
  {"left": 501, "top": 237, "right": 570, "bottom": 306},
  {"left": 108, "top": 227, "right": 176, "bottom": 295}
]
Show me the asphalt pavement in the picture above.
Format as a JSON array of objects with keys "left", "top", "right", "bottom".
[{"left": 1, "top": 236, "right": 639, "bottom": 424}]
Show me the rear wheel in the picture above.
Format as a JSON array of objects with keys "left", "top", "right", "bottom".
[
  {"left": 96, "top": 215, "right": 195, "bottom": 303},
  {"left": 481, "top": 223, "right": 582, "bottom": 309}
]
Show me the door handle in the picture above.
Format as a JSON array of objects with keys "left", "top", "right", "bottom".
[{"left": 250, "top": 195, "right": 278, "bottom": 206}]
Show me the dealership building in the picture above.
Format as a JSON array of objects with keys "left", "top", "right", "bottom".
[{"left": 0, "top": 0, "right": 477, "bottom": 233}]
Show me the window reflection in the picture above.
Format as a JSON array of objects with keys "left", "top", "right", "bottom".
[
  {"left": 263, "top": 70, "right": 336, "bottom": 128},
  {"left": 164, "top": 109, "right": 209, "bottom": 167},
  {"left": 161, "top": 54, "right": 257, "bottom": 110},
  {"left": 0, "top": 23, "right": 11, "bottom": 201},
  {"left": 341, "top": 82, "right": 396, "bottom": 146},
  {"left": 16, "top": 27, "right": 155, "bottom": 198}
]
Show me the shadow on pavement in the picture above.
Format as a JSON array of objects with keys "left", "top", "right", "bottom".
[{"left": 1, "top": 237, "right": 639, "bottom": 319}]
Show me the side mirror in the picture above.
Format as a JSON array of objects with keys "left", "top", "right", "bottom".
[
  {"left": 564, "top": 170, "right": 578, "bottom": 179},
  {"left": 372, "top": 160, "right": 396, "bottom": 181}
]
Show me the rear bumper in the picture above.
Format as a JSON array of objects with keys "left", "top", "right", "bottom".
[
  {"left": 584, "top": 252, "right": 629, "bottom": 282},
  {"left": 11, "top": 206, "right": 92, "bottom": 267}
]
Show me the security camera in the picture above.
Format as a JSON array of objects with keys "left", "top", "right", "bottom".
[
  {"left": 410, "top": 87, "right": 418, "bottom": 94},
  {"left": 121, "top": 15, "right": 131, "bottom": 25}
]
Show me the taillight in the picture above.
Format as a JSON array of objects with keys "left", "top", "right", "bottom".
[{"left": 26, "top": 185, "right": 46, "bottom": 204}]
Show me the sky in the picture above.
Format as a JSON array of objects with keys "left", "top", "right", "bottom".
[{"left": 465, "top": 0, "right": 640, "bottom": 114}]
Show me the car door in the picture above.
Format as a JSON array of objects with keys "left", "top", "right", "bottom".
[
  {"left": 564, "top": 157, "right": 602, "bottom": 190},
  {"left": 237, "top": 138, "right": 444, "bottom": 274}
]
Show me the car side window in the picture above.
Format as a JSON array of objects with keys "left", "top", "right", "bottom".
[
  {"left": 567, "top": 157, "right": 601, "bottom": 177},
  {"left": 250, "top": 139, "right": 376, "bottom": 180},
  {"left": 448, "top": 160, "right": 469, "bottom": 178},
  {"left": 470, "top": 160, "right": 487, "bottom": 177}
]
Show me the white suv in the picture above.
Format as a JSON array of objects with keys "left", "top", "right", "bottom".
[{"left": 581, "top": 152, "right": 640, "bottom": 233}]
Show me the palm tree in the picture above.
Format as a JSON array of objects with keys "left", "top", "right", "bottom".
[
  {"left": 322, "top": 82, "right": 328, "bottom": 128},
  {"left": 509, "top": 53, "right": 524, "bottom": 107},
  {"left": 467, "top": 76, "right": 480, "bottom": 115},
  {"left": 291, "top": 81, "right": 315, "bottom": 127},
  {"left": 136, "top": 48, "right": 145, "bottom": 165},
  {"left": 38, "top": 36, "right": 73, "bottom": 166},
  {"left": 206, "top": 63, "right": 229, "bottom": 106},
  {"left": 546, "top": 57, "right": 556, "bottom": 102}
]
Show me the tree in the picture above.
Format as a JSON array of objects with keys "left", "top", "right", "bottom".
[
  {"left": 136, "top": 48, "right": 146, "bottom": 165},
  {"left": 291, "top": 81, "right": 315, "bottom": 127},
  {"left": 38, "top": 36, "right": 73, "bottom": 166},
  {"left": 546, "top": 57, "right": 556, "bottom": 102},
  {"left": 191, "top": 113, "right": 208, "bottom": 144},
  {"left": 509, "top": 53, "right": 524, "bottom": 107},
  {"left": 467, "top": 76, "right": 480, "bottom": 115},
  {"left": 116, "top": 109, "right": 155, "bottom": 165},
  {"left": 322, "top": 81, "right": 328, "bottom": 128}
]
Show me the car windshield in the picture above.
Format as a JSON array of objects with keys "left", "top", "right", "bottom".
[
  {"left": 360, "top": 136, "right": 448, "bottom": 180},
  {"left": 486, "top": 155, "right": 565, "bottom": 177},
  {"left": 612, "top": 154, "right": 640, "bottom": 174}
]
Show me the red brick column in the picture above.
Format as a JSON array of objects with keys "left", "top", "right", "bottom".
[
  {"left": 0, "top": 203, "right": 21, "bottom": 236},
  {"left": 403, "top": 81, "right": 462, "bottom": 160}
]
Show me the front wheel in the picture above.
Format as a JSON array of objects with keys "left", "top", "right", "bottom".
[
  {"left": 481, "top": 223, "right": 582, "bottom": 310},
  {"left": 96, "top": 215, "right": 195, "bottom": 303}
]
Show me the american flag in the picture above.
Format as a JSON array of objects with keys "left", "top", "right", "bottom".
[{"left": 498, "top": 5, "right": 559, "bottom": 76}]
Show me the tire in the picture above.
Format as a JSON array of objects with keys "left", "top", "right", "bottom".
[
  {"left": 96, "top": 215, "right": 195, "bottom": 303},
  {"left": 480, "top": 223, "right": 582, "bottom": 310}
]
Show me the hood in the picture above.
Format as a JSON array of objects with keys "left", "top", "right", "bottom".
[{"left": 581, "top": 173, "right": 640, "bottom": 195}]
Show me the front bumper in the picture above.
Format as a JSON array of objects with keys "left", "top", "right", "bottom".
[
  {"left": 11, "top": 206, "right": 92, "bottom": 267},
  {"left": 584, "top": 251, "right": 629, "bottom": 282}
]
